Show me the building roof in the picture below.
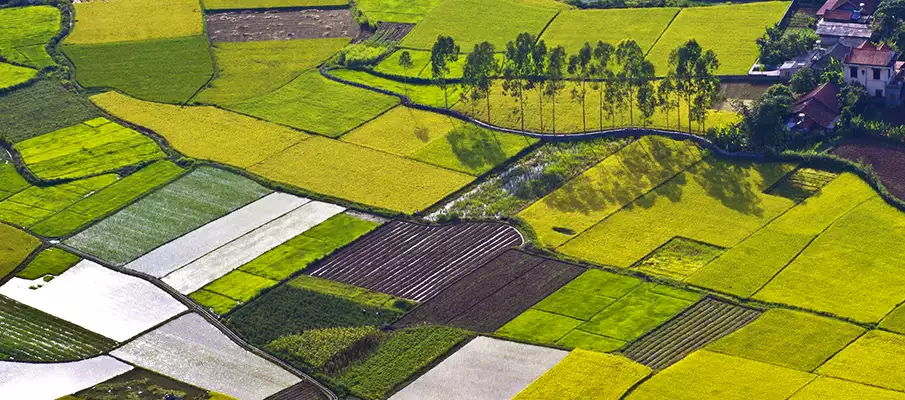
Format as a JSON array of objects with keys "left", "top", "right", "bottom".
[
  {"left": 845, "top": 42, "right": 896, "bottom": 66},
  {"left": 818, "top": 0, "right": 877, "bottom": 18},
  {"left": 792, "top": 83, "right": 841, "bottom": 129},
  {"left": 816, "top": 20, "right": 873, "bottom": 39}
]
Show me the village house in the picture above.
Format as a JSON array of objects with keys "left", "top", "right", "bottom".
[
  {"left": 815, "top": 0, "right": 875, "bottom": 47},
  {"left": 843, "top": 42, "right": 905, "bottom": 105},
  {"left": 788, "top": 83, "right": 842, "bottom": 132}
]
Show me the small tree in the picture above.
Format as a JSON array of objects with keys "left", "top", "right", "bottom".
[
  {"left": 821, "top": 58, "right": 844, "bottom": 86},
  {"left": 737, "top": 84, "right": 794, "bottom": 149},
  {"left": 531, "top": 40, "right": 548, "bottom": 131},
  {"left": 502, "top": 33, "right": 536, "bottom": 131},
  {"left": 546, "top": 45, "right": 567, "bottom": 134},
  {"left": 615, "top": 40, "right": 652, "bottom": 127},
  {"left": 657, "top": 75, "right": 679, "bottom": 130},
  {"left": 431, "top": 35, "right": 460, "bottom": 109},
  {"left": 690, "top": 48, "right": 720, "bottom": 132},
  {"left": 669, "top": 40, "right": 719, "bottom": 132},
  {"left": 398, "top": 51, "right": 413, "bottom": 97},
  {"left": 568, "top": 42, "right": 593, "bottom": 132},
  {"left": 463, "top": 42, "right": 497, "bottom": 120},
  {"left": 790, "top": 66, "right": 818, "bottom": 94},
  {"left": 593, "top": 41, "right": 614, "bottom": 131},
  {"left": 874, "top": 0, "right": 905, "bottom": 50}
]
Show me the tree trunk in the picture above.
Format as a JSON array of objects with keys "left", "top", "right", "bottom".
[
  {"left": 519, "top": 79, "right": 525, "bottom": 131},
  {"left": 629, "top": 84, "right": 634, "bottom": 128},
  {"left": 581, "top": 81, "right": 587, "bottom": 132},
  {"left": 599, "top": 86, "right": 603, "bottom": 131},
  {"left": 538, "top": 85, "right": 544, "bottom": 132},
  {"left": 552, "top": 90, "right": 557, "bottom": 134},
  {"left": 486, "top": 90, "right": 491, "bottom": 124}
]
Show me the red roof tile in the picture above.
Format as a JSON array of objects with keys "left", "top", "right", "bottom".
[
  {"left": 793, "top": 83, "right": 841, "bottom": 129},
  {"left": 818, "top": 0, "right": 877, "bottom": 16},
  {"left": 845, "top": 42, "right": 895, "bottom": 66}
]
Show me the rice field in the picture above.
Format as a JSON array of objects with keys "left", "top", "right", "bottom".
[
  {"left": 0, "top": 356, "right": 133, "bottom": 400},
  {"left": 0, "top": 63, "right": 37, "bottom": 89},
  {"left": 0, "top": 174, "right": 118, "bottom": 227},
  {"left": 203, "top": 0, "right": 348, "bottom": 9},
  {"left": 540, "top": 8, "right": 679, "bottom": 54},
  {"left": 328, "top": 68, "right": 458, "bottom": 108},
  {"left": 0, "top": 260, "right": 187, "bottom": 341},
  {"left": 513, "top": 350, "right": 651, "bottom": 400},
  {"left": 15, "top": 248, "right": 80, "bottom": 280},
  {"left": 0, "top": 224, "right": 40, "bottom": 280},
  {"left": 15, "top": 117, "right": 165, "bottom": 180},
  {"left": 357, "top": 0, "right": 443, "bottom": 23},
  {"left": 0, "top": 81, "right": 100, "bottom": 144},
  {"left": 66, "top": 167, "right": 270, "bottom": 266},
  {"left": 67, "top": 0, "right": 203, "bottom": 44},
  {"left": 0, "top": 6, "right": 60, "bottom": 68}
]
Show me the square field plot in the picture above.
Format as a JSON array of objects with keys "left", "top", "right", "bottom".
[
  {"left": 789, "top": 377, "right": 905, "bottom": 400},
  {"left": 0, "top": 261, "right": 187, "bottom": 341},
  {"left": 66, "top": 0, "right": 203, "bottom": 44},
  {"left": 204, "top": 0, "right": 348, "bottom": 10},
  {"left": 513, "top": 350, "right": 651, "bottom": 400},
  {"left": 0, "top": 81, "right": 99, "bottom": 144},
  {"left": 646, "top": 2, "right": 791, "bottom": 75},
  {"left": 15, "top": 117, "right": 165, "bottom": 180},
  {"left": 309, "top": 220, "right": 523, "bottom": 301},
  {"left": 390, "top": 336, "right": 568, "bottom": 400},
  {"left": 0, "top": 356, "right": 132, "bottom": 400},
  {"left": 112, "top": 313, "right": 302, "bottom": 400},
  {"left": 540, "top": 8, "right": 678, "bottom": 54},
  {"left": 357, "top": 0, "right": 442, "bottom": 23},
  {"left": 816, "top": 330, "right": 905, "bottom": 392},
  {"left": 0, "top": 224, "right": 40, "bottom": 279},
  {"left": 66, "top": 167, "right": 270, "bottom": 266}
]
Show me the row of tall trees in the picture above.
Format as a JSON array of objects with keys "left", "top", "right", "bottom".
[{"left": 400, "top": 33, "right": 721, "bottom": 134}]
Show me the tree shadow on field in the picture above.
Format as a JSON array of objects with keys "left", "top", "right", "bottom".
[
  {"left": 448, "top": 125, "right": 507, "bottom": 171},
  {"left": 692, "top": 160, "right": 765, "bottom": 217},
  {"left": 404, "top": 107, "right": 432, "bottom": 143}
]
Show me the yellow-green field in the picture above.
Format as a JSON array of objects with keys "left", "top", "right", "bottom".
[
  {"left": 817, "top": 330, "right": 905, "bottom": 392},
  {"left": 0, "top": 6, "right": 60, "bottom": 68},
  {"left": 514, "top": 349, "right": 651, "bottom": 400},
  {"left": 540, "top": 8, "right": 679, "bottom": 54},
  {"left": 790, "top": 377, "right": 905, "bottom": 400},
  {"left": 0, "top": 63, "right": 37, "bottom": 89},
  {"left": 67, "top": 0, "right": 203, "bottom": 44},
  {"left": 0, "top": 223, "right": 41, "bottom": 279},
  {"left": 203, "top": 0, "right": 348, "bottom": 9}
]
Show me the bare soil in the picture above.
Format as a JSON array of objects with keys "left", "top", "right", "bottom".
[
  {"left": 206, "top": 9, "right": 360, "bottom": 42},
  {"left": 834, "top": 138, "right": 905, "bottom": 200}
]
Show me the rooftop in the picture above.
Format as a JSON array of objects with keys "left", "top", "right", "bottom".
[
  {"left": 792, "top": 83, "right": 841, "bottom": 129},
  {"left": 845, "top": 42, "right": 896, "bottom": 67},
  {"left": 816, "top": 20, "right": 873, "bottom": 39}
]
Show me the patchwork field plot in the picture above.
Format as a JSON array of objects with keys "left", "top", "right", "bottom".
[
  {"left": 687, "top": 173, "right": 875, "bottom": 297},
  {"left": 632, "top": 238, "right": 724, "bottom": 280},
  {"left": 228, "top": 275, "right": 412, "bottom": 347},
  {"left": 540, "top": 8, "right": 678, "bottom": 54},
  {"left": 357, "top": 0, "right": 442, "bottom": 23},
  {"left": 15, "top": 248, "right": 80, "bottom": 280},
  {"left": 204, "top": 0, "right": 349, "bottom": 10},
  {"left": 342, "top": 106, "right": 536, "bottom": 175},
  {"left": 92, "top": 92, "right": 307, "bottom": 168},
  {"left": 15, "top": 117, "right": 164, "bottom": 180},
  {"left": 265, "top": 324, "right": 381, "bottom": 374},
  {"left": 126, "top": 192, "right": 310, "bottom": 278},
  {"left": 646, "top": 2, "right": 791, "bottom": 75},
  {"left": 328, "top": 69, "right": 459, "bottom": 108},
  {"left": 498, "top": 269, "right": 701, "bottom": 352},
  {"left": 64, "top": 36, "right": 215, "bottom": 104},
  {"left": 835, "top": 138, "right": 905, "bottom": 200},
  {"left": 519, "top": 136, "right": 703, "bottom": 247},
  {"left": 558, "top": 158, "right": 796, "bottom": 268},
  {"left": 513, "top": 350, "right": 651, "bottom": 400},
  {"left": 67, "top": 167, "right": 270, "bottom": 266},
  {"left": 622, "top": 298, "right": 761, "bottom": 370},
  {"left": 309, "top": 220, "right": 522, "bottom": 301},
  {"left": 707, "top": 308, "right": 865, "bottom": 372},
  {"left": 0, "top": 81, "right": 99, "bottom": 143},
  {"left": 0, "top": 224, "right": 39, "bottom": 279},
  {"left": 30, "top": 160, "right": 185, "bottom": 237},
  {"left": 67, "top": 0, "right": 203, "bottom": 44},
  {"left": 162, "top": 200, "right": 345, "bottom": 294},
  {"left": 0, "top": 63, "right": 37, "bottom": 89},
  {"left": 111, "top": 313, "right": 302, "bottom": 400},
  {"left": 626, "top": 350, "right": 815, "bottom": 400},
  {"left": 206, "top": 9, "right": 358, "bottom": 42},
  {"left": 789, "top": 377, "right": 905, "bottom": 400},
  {"left": 396, "top": 250, "right": 585, "bottom": 332},
  {"left": 0, "top": 356, "right": 132, "bottom": 400},
  {"left": 72, "top": 368, "right": 222, "bottom": 400},
  {"left": 0, "top": 295, "right": 116, "bottom": 362},
  {"left": 816, "top": 330, "right": 905, "bottom": 392},
  {"left": 399, "top": 0, "right": 561, "bottom": 50},
  {"left": 390, "top": 336, "right": 566, "bottom": 400},
  {"left": 0, "top": 261, "right": 187, "bottom": 341},
  {"left": 374, "top": 49, "right": 490, "bottom": 79},
  {"left": 765, "top": 168, "right": 838, "bottom": 202},
  {"left": 230, "top": 71, "right": 399, "bottom": 137},
  {"left": 0, "top": 163, "right": 29, "bottom": 202},
  {"left": 0, "top": 6, "right": 60, "bottom": 68},
  {"left": 196, "top": 38, "right": 351, "bottom": 105},
  {"left": 0, "top": 173, "right": 117, "bottom": 227}
]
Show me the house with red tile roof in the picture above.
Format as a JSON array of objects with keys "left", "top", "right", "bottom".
[
  {"left": 817, "top": 0, "right": 876, "bottom": 22},
  {"left": 789, "top": 83, "right": 842, "bottom": 132},
  {"left": 844, "top": 42, "right": 905, "bottom": 105}
]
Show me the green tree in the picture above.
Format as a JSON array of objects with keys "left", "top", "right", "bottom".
[
  {"left": 756, "top": 26, "right": 815, "bottom": 66},
  {"left": 657, "top": 74, "right": 679, "bottom": 130},
  {"left": 690, "top": 48, "right": 720, "bottom": 132},
  {"left": 874, "top": 0, "right": 905, "bottom": 50},
  {"left": 545, "top": 45, "right": 567, "bottom": 134},
  {"left": 821, "top": 58, "right": 844, "bottom": 85},
  {"left": 502, "top": 33, "right": 536, "bottom": 131},
  {"left": 592, "top": 41, "right": 614, "bottom": 131},
  {"left": 568, "top": 42, "right": 593, "bottom": 131},
  {"left": 530, "top": 40, "right": 548, "bottom": 131},
  {"left": 463, "top": 42, "right": 497, "bottom": 120},
  {"left": 737, "top": 84, "right": 794, "bottom": 149},
  {"left": 790, "top": 66, "right": 818, "bottom": 93},
  {"left": 431, "top": 35, "right": 460, "bottom": 109},
  {"left": 615, "top": 40, "right": 653, "bottom": 127},
  {"left": 398, "top": 51, "right": 413, "bottom": 97},
  {"left": 669, "top": 40, "right": 719, "bottom": 132}
]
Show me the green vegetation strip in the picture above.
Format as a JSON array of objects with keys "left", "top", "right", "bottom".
[
  {"left": 15, "top": 248, "right": 80, "bottom": 280},
  {"left": 0, "top": 81, "right": 99, "bottom": 144},
  {"left": 0, "top": 174, "right": 118, "bottom": 227}
]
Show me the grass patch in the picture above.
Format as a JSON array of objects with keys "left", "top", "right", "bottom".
[
  {"left": 0, "top": 174, "right": 117, "bottom": 227},
  {"left": 30, "top": 161, "right": 185, "bottom": 237},
  {"left": 358, "top": 0, "right": 442, "bottom": 23},
  {"left": 633, "top": 237, "right": 724, "bottom": 280},
  {"left": 64, "top": 36, "right": 214, "bottom": 104},
  {"left": 196, "top": 38, "right": 351, "bottom": 106},
  {"left": 559, "top": 158, "right": 796, "bottom": 268},
  {"left": 540, "top": 8, "right": 678, "bottom": 55},
  {"left": 92, "top": 91, "right": 308, "bottom": 168},
  {"left": 765, "top": 168, "right": 838, "bottom": 202},
  {"left": 687, "top": 173, "right": 875, "bottom": 297},
  {"left": 230, "top": 70, "right": 399, "bottom": 137},
  {"left": 0, "top": 296, "right": 117, "bottom": 362},
  {"left": 337, "top": 325, "right": 472, "bottom": 400},
  {"left": 204, "top": 0, "right": 348, "bottom": 9},
  {"left": 248, "top": 135, "right": 474, "bottom": 214},
  {"left": 264, "top": 325, "right": 382, "bottom": 374},
  {"left": 519, "top": 136, "right": 702, "bottom": 247},
  {"left": 754, "top": 197, "right": 905, "bottom": 323},
  {"left": 15, "top": 117, "right": 165, "bottom": 180},
  {"left": 67, "top": 0, "right": 203, "bottom": 44},
  {"left": 15, "top": 248, "right": 80, "bottom": 280},
  {"left": 816, "top": 330, "right": 905, "bottom": 392},
  {"left": 329, "top": 68, "right": 455, "bottom": 108},
  {"left": 66, "top": 167, "right": 270, "bottom": 265},
  {"left": 627, "top": 350, "right": 815, "bottom": 400},
  {"left": 646, "top": 2, "right": 791, "bottom": 75},
  {"left": 238, "top": 213, "right": 378, "bottom": 281},
  {"left": 0, "top": 80, "right": 99, "bottom": 143},
  {"left": 198, "top": 270, "right": 276, "bottom": 303},
  {"left": 578, "top": 283, "right": 700, "bottom": 340},
  {"left": 0, "top": 63, "right": 37, "bottom": 89},
  {"left": 0, "top": 6, "right": 59, "bottom": 68},
  {"left": 514, "top": 349, "right": 651, "bottom": 400},
  {"left": 399, "top": 0, "right": 560, "bottom": 50},
  {"left": 189, "top": 289, "right": 240, "bottom": 315},
  {"left": 707, "top": 309, "right": 865, "bottom": 372},
  {"left": 0, "top": 224, "right": 40, "bottom": 279},
  {"left": 226, "top": 275, "right": 408, "bottom": 347}
]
